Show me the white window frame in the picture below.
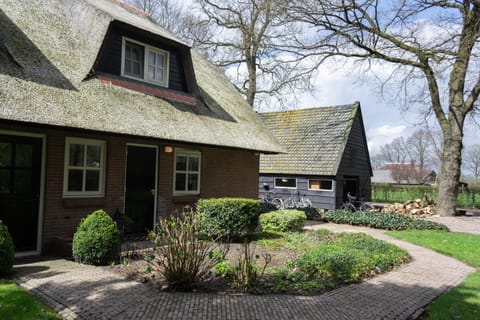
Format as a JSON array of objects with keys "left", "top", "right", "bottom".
[
  {"left": 274, "top": 177, "right": 297, "bottom": 189},
  {"left": 121, "top": 37, "right": 170, "bottom": 88},
  {"left": 63, "top": 137, "right": 106, "bottom": 198},
  {"left": 173, "top": 148, "right": 201, "bottom": 195},
  {"left": 308, "top": 179, "right": 334, "bottom": 192}
]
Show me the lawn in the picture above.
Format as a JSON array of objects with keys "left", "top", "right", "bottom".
[
  {"left": 389, "top": 230, "right": 480, "bottom": 319},
  {"left": 0, "top": 279, "right": 60, "bottom": 320}
]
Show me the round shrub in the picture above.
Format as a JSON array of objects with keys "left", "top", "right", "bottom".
[
  {"left": 72, "top": 209, "right": 121, "bottom": 265},
  {"left": 260, "top": 210, "right": 306, "bottom": 233},
  {"left": 0, "top": 220, "right": 14, "bottom": 276},
  {"left": 197, "top": 198, "right": 260, "bottom": 240}
]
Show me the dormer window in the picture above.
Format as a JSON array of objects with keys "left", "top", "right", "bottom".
[{"left": 121, "top": 37, "right": 169, "bottom": 87}]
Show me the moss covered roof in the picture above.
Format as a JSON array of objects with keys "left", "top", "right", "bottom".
[
  {"left": 0, "top": 0, "right": 283, "bottom": 153},
  {"left": 259, "top": 103, "right": 359, "bottom": 175}
]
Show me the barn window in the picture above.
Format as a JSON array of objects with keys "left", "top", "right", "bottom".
[
  {"left": 274, "top": 177, "right": 297, "bottom": 189},
  {"left": 121, "top": 37, "right": 169, "bottom": 87},
  {"left": 308, "top": 179, "right": 333, "bottom": 191}
]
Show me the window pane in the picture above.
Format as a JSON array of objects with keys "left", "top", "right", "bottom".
[
  {"left": 15, "top": 144, "right": 33, "bottom": 167},
  {"left": 156, "top": 53, "right": 164, "bottom": 66},
  {"left": 309, "top": 180, "right": 320, "bottom": 190},
  {"left": 188, "top": 156, "right": 199, "bottom": 171},
  {"left": 69, "top": 144, "right": 84, "bottom": 166},
  {"left": 155, "top": 67, "right": 164, "bottom": 82},
  {"left": 68, "top": 169, "right": 83, "bottom": 191},
  {"left": 148, "top": 66, "right": 155, "bottom": 81},
  {"left": 0, "top": 143, "right": 12, "bottom": 167},
  {"left": 275, "top": 178, "right": 296, "bottom": 188},
  {"left": 0, "top": 169, "right": 10, "bottom": 194},
  {"left": 132, "top": 62, "right": 141, "bottom": 76},
  {"left": 176, "top": 155, "right": 187, "bottom": 171},
  {"left": 85, "top": 170, "right": 100, "bottom": 191},
  {"left": 125, "top": 61, "right": 131, "bottom": 73},
  {"left": 14, "top": 169, "right": 32, "bottom": 194},
  {"left": 187, "top": 174, "right": 198, "bottom": 191},
  {"left": 125, "top": 48, "right": 131, "bottom": 59},
  {"left": 131, "top": 46, "right": 141, "bottom": 62},
  {"left": 86, "top": 145, "right": 101, "bottom": 168},
  {"left": 149, "top": 51, "right": 155, "bottom": 65},
  {"left": 175, "top": 173, "right": 186, "bottom": 191}
]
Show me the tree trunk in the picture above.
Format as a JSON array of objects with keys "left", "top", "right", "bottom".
[{"left": 437, "top": 120, "right": 464, "bottom": 216}]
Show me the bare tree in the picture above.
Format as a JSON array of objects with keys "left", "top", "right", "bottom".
[
  {"left": 463, "top": 144, "right": 480, "bottom": 180},
  {"left": 190, "top": 0, "right": 317, "bottom": 109},
  {"left": 406, "top": 129, "right": 434, "bottom": 172},
  {"left": 292, "top": 0, "right": 480, "bottom": 216},
  {"left": 376, "top": 137, "right": 408, "bottom": 165}
]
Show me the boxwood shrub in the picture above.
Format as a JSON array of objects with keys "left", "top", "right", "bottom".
[
  {"left": 324, "top": 210, "right": 448, "bottom": 231},
  {"left": 72, "top": 209, "right": 121, "bottom": 265},
  {"left": 197, "top": 198, "right": 260, "bottom": 240},
  {"left": 0, "top": 220, "right": 14, "bottom": 276},
  {"left": 260, "top": 210, "right": 306, "bottom": 232}
]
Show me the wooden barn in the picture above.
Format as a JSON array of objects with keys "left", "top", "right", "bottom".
[{"left": 258, "top": 103, "right": 373, "bottom": 210}]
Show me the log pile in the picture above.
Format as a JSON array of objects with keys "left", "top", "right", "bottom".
[{"left": 380, "top": 197, "right": 437, "bottom": 217}]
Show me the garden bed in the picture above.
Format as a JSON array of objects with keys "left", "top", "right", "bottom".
[{"left": 110, "top": 228, "right": 410, "bottom": 295}]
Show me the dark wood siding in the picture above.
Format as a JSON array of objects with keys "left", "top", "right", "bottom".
[
  {"left": 259, "top": 174, "right": 337, "bottom": 210},
  {"left": 95, "top": 23, "right": 187, "bottom": 92},
  {"left": 336, "top": 112, "right": 372, "bottom": 207}
]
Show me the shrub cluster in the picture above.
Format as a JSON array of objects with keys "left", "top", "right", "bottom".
[
  {"left": 287, "top": 233, "right": 408, "bottom": 283},
  {"left": 259, "top": 202, "right": 278, "bottom": 214},
  {"left": 325, "top": 210, "right": 448, "bottom": 231},
  {"left": 72, "top": 209, "right": 121, "bottom": 265},
  {"left": 260, "top": 210, "right": 306, "bottom": 233},
  {"left": 0, "top": 220, "right": 14, "bottom": 276},
  {"left": 197, "top": 198, "right": 260, "bottom": 240}
]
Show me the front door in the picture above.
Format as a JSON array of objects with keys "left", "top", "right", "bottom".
[
  {"left": 124, "top": 145, "right": 157, "bottom": 235},
  {"left": 0, "top": 134, "right": 43, "bottom": 252},
  {"left": 343, "top": 177, "right": 359, "bottom": 202}
]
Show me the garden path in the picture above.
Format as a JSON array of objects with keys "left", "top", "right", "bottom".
[{"left": 13, "top": 223, "right": 475, "bottom": 320}]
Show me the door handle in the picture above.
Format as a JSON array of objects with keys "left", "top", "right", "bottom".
[{"left": 150, "top": 189, "right": 156, "bottom": 196}]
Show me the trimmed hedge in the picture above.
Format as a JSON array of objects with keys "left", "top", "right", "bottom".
[
  {"left": 324, "top": 210, "right": 448, "bottom": 231},
  {"left": 72, "top": 209, "right": 121, "bottom": 265},
  {"left": 260, "top": 210, "right": 306, "bottom": 232},
  {"left": 0, "top": 220, "right": 14, "bottom": 276},
  {"left": 197, "top": 198, "right": 260, "bottom": 240}
]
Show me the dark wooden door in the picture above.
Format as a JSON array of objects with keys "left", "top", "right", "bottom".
[
  {"left": 343, "top": 177, "right": 359, "bottom": 202},
  {"left": 124, "top": 145, "right": 156, "bottom": 235},
  {"left": 0, "top": 134, "right": 42, "bottom": 252}
]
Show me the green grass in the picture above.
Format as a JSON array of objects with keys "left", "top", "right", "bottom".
[
  {"left": 0, "top": 279, "right": 60, "bottom": 320},
  {"left": 388, "top": 230, "right": 480, "bottom": 319}
]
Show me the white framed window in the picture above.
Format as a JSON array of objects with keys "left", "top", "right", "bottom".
[
  {"left": 308, "top": 179, "right": 334, "bottom": 191},
  {"left": 64, "top": 137, "right": 106, "bottom": 197},
  {"left": 174, "top": 149, "right": 201, "bottom": 195},
  {"left": 274, "top": 177, "right": 297, "bottom": 189},
  {"left": 121, "top": 37, "right": 169, "bottom": 87}
]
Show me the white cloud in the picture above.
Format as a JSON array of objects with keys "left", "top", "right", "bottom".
[{"left": 367, "top": 125, "right": 408, "bottom": 154}]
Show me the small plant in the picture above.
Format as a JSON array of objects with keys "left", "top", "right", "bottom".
[
  {"left": 259, "top": 202, "right": 278, "bottom": 214},
  {"left": 147, "top": 209, "right": 228, "bottom": 290},
  {"left": 259, "top": 210, "right": 306, "bottom": 232},
  {"left": 0, "top": 220, "right": 14, "bottom": 276},
  {"left": 197, "top": 198, "right": 260, "bottom": 240},
  {"left": 325, "top": 210, "right": 448, "bottom": 231},
  {"left": 72, "top": 209, "right": 121, "bottom": 265},
  {"left": 229, "top": 242, "right": 272, "bottom": 293}
]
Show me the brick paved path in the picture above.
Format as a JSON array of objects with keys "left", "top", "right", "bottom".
[{"left": 14, "top": 223, "right": 475, "bottom": 320}]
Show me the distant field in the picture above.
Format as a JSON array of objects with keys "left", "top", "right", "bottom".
[{"left": 371, "top": 184, "right": 480, "bottom": 208}]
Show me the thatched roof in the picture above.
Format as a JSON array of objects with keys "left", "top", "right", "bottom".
[
  {"left": 0, "top": 0, "right": 283, "bottom": 153},
  {"left": 259, "top": 103, "right": 360, "bottom": 175}
]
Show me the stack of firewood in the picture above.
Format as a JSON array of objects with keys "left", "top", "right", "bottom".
[{"left": 380, "top": 197, "right": 437, "bottom": 217}]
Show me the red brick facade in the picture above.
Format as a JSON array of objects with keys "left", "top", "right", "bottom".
[{"left": 1, "top": 122, "right": 260, "bottom": 254}]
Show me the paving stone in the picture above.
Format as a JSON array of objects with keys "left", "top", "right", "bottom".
[{"left": 14, "top": 221, "right": 476, "bottom": 320}]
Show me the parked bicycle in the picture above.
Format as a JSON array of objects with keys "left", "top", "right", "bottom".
[
  {"left": 283, "top": 191, "right": 312, "bottom": 209},
  {"left": 340, "top": 192, "right": 374, "bottom": 211},
  {"left": 262, "top": 191, "right": 284, "bottom": 209}
]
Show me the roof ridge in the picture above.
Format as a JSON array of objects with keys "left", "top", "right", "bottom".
[
  {"left": 258, "top": 104, "right": 356, "bottom": 115},
  {"left": 110, "top": 0, "right": 150, "bottom": 17}
]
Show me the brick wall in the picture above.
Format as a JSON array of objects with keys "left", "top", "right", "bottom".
[{"left": 1, "top": 122, "right": 259, "bottom": 254}]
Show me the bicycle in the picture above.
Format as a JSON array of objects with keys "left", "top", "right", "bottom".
[
  {"left": 340, "top": 192, "right": 374, "bottom": 211},
  {"left": 262, "top": 191, "right": 284, "bottom": 209},
  {"left": 283, "top": 191, "right": 312, "bottom": 209}
]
